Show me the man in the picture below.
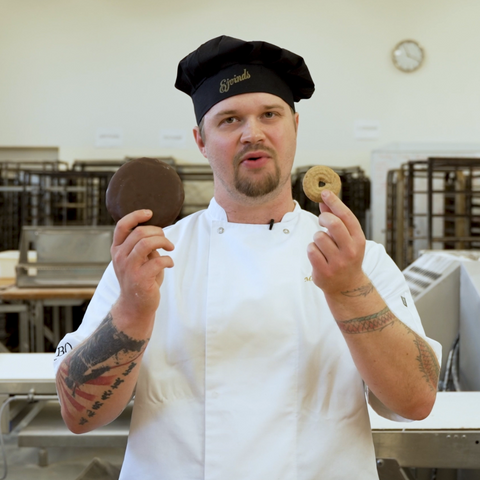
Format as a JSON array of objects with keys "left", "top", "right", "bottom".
[{"left": 54, "top": 36, "right": 441, "bottom": 479}]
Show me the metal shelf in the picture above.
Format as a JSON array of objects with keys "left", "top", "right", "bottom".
[{"left": 386, "top": 157, "right": 480, "bottom": 269}]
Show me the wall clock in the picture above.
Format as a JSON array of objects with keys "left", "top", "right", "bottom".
[{"left": 392, "top": 40, "right": 424, "bottom": 72}]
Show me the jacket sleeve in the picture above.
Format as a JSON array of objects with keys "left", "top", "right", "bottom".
[{"left": 52, "top": 262, "right": 120, "bottom": 375}]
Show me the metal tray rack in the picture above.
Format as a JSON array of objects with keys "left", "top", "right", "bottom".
[
  {"left": 0, "top": 161, "right": 68, "bottom": 251},
  {"left": 175, "top": 163, "right": 214, "bottom": 219},
  {"left": 292, "top": 166, "right": 371, "bottom": 234},
  {"left": 71, "top": 159, "right": 126, "bottom": 172},
  {"left": 22, "top": 169, "right": 116, "bottom": 227},
  {"left": 124, "top": 156, "right": 176, "bottom": 166},
  {"left": 386, "top": 157, "right": 480, "bottom": 269}
]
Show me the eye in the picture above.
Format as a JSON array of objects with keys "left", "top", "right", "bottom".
[
  {"left": 263, "top": 111, "right": 277, "bottom": 119},
  {"left": 222, "top": 117, "right": 237, "bottom": 124}
]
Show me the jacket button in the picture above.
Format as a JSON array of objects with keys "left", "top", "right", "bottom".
[
  {"left": 218, "top": 227, "right": 224, "bottom": 234},
  {"left": 283, "top": 229, "right": 290, "bottom": 234}
]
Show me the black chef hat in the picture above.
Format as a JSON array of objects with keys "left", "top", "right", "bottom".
[{"left": 175, "top": 35, "right": 315, "bottom": 124}]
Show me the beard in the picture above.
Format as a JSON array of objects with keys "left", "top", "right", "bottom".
[
  {"left": 232, "top": 145, "right": 281, "bottom": 198},
  {"left": 234, "top": 170, "right": 281, "bottom": 197}
]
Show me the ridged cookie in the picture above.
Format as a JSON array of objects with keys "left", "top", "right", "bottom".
[{"left": 302, "top": 166, "right": 341, "bottom": 203}]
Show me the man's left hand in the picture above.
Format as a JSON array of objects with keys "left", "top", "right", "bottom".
[{"left": 306, "top": 189, "right": 367, "bottom": 297}]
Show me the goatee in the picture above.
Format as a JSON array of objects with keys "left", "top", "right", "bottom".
[
  {"left": 234, "top": 169, "right": 281, "bottom": 197},
  {"left": 233, "top": 145, "right": 281, "bottom": 198}
]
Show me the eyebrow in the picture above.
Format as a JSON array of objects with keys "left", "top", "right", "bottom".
[
  {"left": 213, "top": 109, "right": 238, "bottom": 118},
  {"left": 213, "top": 103, "right": 287, "bottom": 118}
]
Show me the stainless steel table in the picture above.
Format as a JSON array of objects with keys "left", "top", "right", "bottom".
[
  {"left": 18, "top": 400, "right": 132, "bottom": 449},
  {"left": 3, "top": 354, "right": 480, "bottom": 473},
  {"left": 0, "top": 353, "right": 57, "bottom": 433},
  {"left": 0, "top": 285, "right": 95, "bottom": 352},
  {"left": 0, "top": 353, "right": 130, "bottom": 466},
  {"left": 369, "top": 391, "right": 480, "bottom": 476},
  {"left": 0, "top": 353, "right": 56, "bottom": 397}
]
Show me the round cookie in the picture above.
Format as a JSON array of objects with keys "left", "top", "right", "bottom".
[
  {"left": 106, "top": 157, "right": 185, "bottom": 228},
  {"left": 302, "top": 166, "right": 341, "bottom": 203}
]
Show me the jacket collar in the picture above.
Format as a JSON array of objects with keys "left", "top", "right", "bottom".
[{"left": 206, "top": 197, "right": 301, "bottom": 225}]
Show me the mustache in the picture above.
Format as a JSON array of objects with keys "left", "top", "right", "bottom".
[{"left": 234, "top": 144, "right": 277, "bottom": 166}]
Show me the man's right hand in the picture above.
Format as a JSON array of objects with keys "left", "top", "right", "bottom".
[
  {"left": 111, "top": 209, "right": 175, "bottom": 320},
  {"left": 57, "top": 210, "right": 175, "bottom": 434}
]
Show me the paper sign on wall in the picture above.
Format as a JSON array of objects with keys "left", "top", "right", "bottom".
[
  {"left": 354, "top": 120, "right": 380, "bottom": 140},
  {"left": 159, "top": 129, "right": 187, "bottom": 148},
  {"left": 95, "top": 128, "right": 124, "bottom": 148}
]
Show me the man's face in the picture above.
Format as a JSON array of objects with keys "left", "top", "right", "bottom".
[{"left": 193, "top": 92, "right": 299, "bottom": 203}]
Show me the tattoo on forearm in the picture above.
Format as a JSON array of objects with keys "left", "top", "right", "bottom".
[
  {"left": 57, "top": 313, "right": 147, "bottom": 426},
  {"left": 338, "top": 306, "right": 440, "bottom": 391},
  {"left": 341, "top": 283, "right": 374, "bottom": 298},
  {"left": 406, "top": 326, "right": 440, "bottom": 391},
  {"left": 337, "top": 306, "right": 396, "bottom": 334}
]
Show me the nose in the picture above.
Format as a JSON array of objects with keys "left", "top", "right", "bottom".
[{"left": 240, "top": 118, "right": 265, "bottom": 144}]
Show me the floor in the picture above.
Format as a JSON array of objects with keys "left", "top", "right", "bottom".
[{"left": 1, "top": 433, "right": 125, "bottom": 480}]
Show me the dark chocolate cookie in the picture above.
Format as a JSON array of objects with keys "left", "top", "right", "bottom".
[{"left": 106, "top": 157, "right": 185, "bottom": 227}]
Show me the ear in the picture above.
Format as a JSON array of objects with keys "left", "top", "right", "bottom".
[
  {"left": 294, "top": 112, "right": 299, "bottom": 132},
  {"left": 193, "top": 127, "right": 208, "bottom": 159}
]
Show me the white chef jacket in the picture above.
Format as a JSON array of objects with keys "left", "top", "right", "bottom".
[{"left": 54, "top": 199, "right": 441, "bottom": 480}]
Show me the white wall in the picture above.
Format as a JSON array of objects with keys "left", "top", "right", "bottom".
[{"left": 1, "top": 0, "right": 479, "bottom": 173}]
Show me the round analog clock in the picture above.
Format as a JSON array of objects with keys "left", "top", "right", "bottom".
[{"left": 392, "top": 40, "right": 424, "bottom": 72}]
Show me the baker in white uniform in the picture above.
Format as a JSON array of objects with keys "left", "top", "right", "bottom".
[{"left": 54, "top": 36, "right": 441, "bottom": 479}]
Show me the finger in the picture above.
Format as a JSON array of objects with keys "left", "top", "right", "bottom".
[
  {"left": 119, "top": 225, "right": 174, "bottom": 258},
  {"left": 113, "top": 210, "right": 153, "bottom": 247},
  {"left": 318, "top": 213, "right": 350, "bottom": 248},
  {"left": 319, "top": 202, "right": 332, "bottom": 215},
  {"left": 129, "top": 235, "right": 175, "bottom": 264},
  {"left": 312, "top": 229, "right": 339, "bottom": 262},
  {"left": 320, "top": 190, "right": 363, "bottom": 239},
  {"left": 140, "top": 254, "right": 174, "bottom": 279},
  {"left": 307, "top": 241, "right": 327, "bottom": 271},
  {"left": 147, "top": 249, "right": 161, "bottom": 261},
  {"left": 318, "top": 213, "right": 364, "bottom": 263}
]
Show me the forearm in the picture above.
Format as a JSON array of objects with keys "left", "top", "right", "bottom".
[
  {"left": 56, "top": 302, "right": 153, "bottom": 434},
  {"left": 325, "top": 278, "right": 440, "bottom": 420}
]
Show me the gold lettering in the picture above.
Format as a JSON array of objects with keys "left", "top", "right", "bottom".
[
  {"left": 219, "top": 79, "right": 228, "bottom": 93},
  {"left": 219, "top": 69, "right": 251, "bottom": 94}
]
